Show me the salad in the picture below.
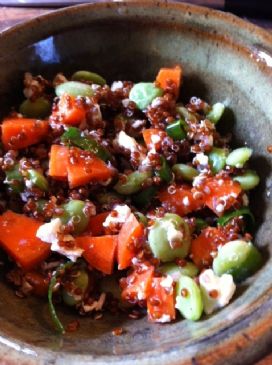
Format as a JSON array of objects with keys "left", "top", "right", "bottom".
[{"left": 0, "top": 65, "right": 262, "bottom": 333}]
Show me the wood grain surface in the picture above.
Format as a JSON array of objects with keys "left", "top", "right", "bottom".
[{"left": 0, "top": 3, "right": 271, "bottom": 364}]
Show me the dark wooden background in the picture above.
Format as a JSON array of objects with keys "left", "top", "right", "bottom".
[{"left": 0, "top": 2, "right": 271, "bottom": 364}]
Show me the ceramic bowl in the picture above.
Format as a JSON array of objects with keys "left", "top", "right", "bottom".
[{"left": 0, "top": 1, "right": 271, "bottom": 364}]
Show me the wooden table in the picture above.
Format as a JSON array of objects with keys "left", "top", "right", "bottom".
[{"left": 0, "top": 3, "right": 271, "bottom": 364}]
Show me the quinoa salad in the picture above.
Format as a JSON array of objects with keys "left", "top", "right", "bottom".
[{"left": 0, "top": 65, "right": 262, "bottom": 333}]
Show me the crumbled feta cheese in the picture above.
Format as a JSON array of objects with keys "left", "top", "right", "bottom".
[
  {"left": 132, "top": 119, "right": 144, "bottom": 129},
  {"left": 151, "top": 134, "right": 161, "bottom": 144},
  {"left": 36, "top": 218, "right": 83, "bottom": 262},
  {"left": 92, "top": 104, "right": 102, "bottom": 123},
  {"left": 151, "top": 97, "right": 163, "bottom": 108},
  {"left": 160, "top": 275, "right": 173, "bottom": 289},
  {"left": 103, "top": 204, "right": 131, "bottom": 228},
  {"left": 161, "top": 219, "right": 183, "bottom": 248},
  {"left": 90, "top": 84, "right": 101, "bottom": 92},
  {"left": 182, "top": 196, "right": 190, "bottom": 206},
  {"left": 215, "top": 203, "right": 225, "bottom": 213},
  {"left": 199, "top": 269, "right": 236, "bottom": 315},
  {"left": 115, "top": 131, "right": 137, "bottom": 151},
  {"left": 154, "top": 314, "right": 171, "bottom": 323},
  {"left": 36, "top": 218, "right": 62, "bottom": 245},
  {"left": 193, "top": 153, "right": 209, "bottom": 166},
  {"left": 122, "top": 98, "right": 130, "bottom": 108},
  {"left": 115, "top": 131, "right": 146, "bottom": 163},
  {"left": 25, "top": 180, "right": 33, "bottom": 189},
  {"left": 111, "top": 81, "right": 123, "bottom": 91},
  {"left": 192, "top": 172, "right": 207, "bottom": 187}
]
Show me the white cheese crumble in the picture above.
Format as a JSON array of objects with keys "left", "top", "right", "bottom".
[
  {"left": 151, "top": 134, "right": 161, "bottom": 144},
  {"left": 132, "top": 119, "right": 144, "bottom": 129},
  {"left": 103, "top": 204, "right": 131, "bottom": 228},
  {"left": 36, "top": 218, "right": 83, "bottom": 262},
  {"left": 192, "top": 172, "right": 207, "bottom": 187},
  {"left": 199, "top": 269, "right": 236, "bottom": 315},
  {"left": 161, "top": 219, "right": 184, "bottom": 248},
  {"left": 122, "top": 98, "right": 130, "bottom": 108},
  {"left": 115, "top": 131, "right": 146, "bottom": 161},
  {"left": 111, "top": 81, "right": 123, "bottom": 91},
  {"left": 193, "top": 153, "right": 209, "bottom": 166},
  {"left": 160, "top": 275, "right": 174, "bottom": 289},
  {"left": 154, "top": 314, "right": 171, "bottom": 323}
]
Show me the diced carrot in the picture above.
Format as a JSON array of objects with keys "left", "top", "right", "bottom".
[
  {"left": 147, "top": 277, "right": 176, "bottom": 323},
  {"left": 1, "top": 118, "right": 49, "bottom": 150},
  {"left": 48, "top": 144, "right": 69, "bottom": 180},
  {"left": 52, "top": 94, "right": 86, "bottom": 126},
  {"left": 86, "top": 212, "right": 109, "bottom": 236},
  {"left": 155, "top": 65, "right": 182, "bottom": 95},
  {"left": 25, "top": 271, "right": 49, "bottom": 297},
  {"left": 76, "top": 235, "right": 118, "bottom": 275},
  {"left": 121, "top": 265, "right": 154, "bottom": 303},
  {"left": 158, "top": 184, "right": 203, "bottom": 216},
  {"left": 142, "top": 128, "right": 167, "bottom": 151},
  {"left": 67, "top": 147, "right": 113, "bottom": 188},
  {"left": 0, "top": 211, "right": 50, "bottom": 271},
  {"left": 117, "top": 213, "right": 144, "bottom": 270},
  {"left": 203, "top": 176, "right": 242, "bottom": 216},
  {"left": 191, "top": 227, "right": 227, "bottom": 269}
]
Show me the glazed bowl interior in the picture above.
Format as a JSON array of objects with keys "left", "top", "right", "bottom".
[{"left": 0, "top": 2, "right": 271, "bottom": 364}]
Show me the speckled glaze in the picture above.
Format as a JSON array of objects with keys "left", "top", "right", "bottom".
[{"left": 0, "top": 1, "right": 271, "bottom": 364}]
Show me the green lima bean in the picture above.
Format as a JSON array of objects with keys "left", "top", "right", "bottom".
[
  {"left": 175, "top": 275, "right": 203, "bottom": 321},
  {"left": 129, "top": 83, "right": 163, "bottom": 110},
  {"left": 56, "top": 81, "right": 94, "bottom": 98}
]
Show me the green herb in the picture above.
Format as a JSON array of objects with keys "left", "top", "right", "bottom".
[
  {"left": 48, "top": 261, "right": 74, "bottom": 334},
  {"left": 61, "top": 127, "right": 110, "bottom": 161}
]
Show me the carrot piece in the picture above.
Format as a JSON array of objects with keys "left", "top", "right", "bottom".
[
  {"left": 67, "top": 147, "right": 113, "bottom": 188},
  {"left": 76, "top": 235, "right": 118, "bottom": 274},
  {"left": 142, "top": 128, "right": 166, "bottom": 151},
  {"left": 121, "top": 265, "right": 154, "bottom": 303},
  {"left": 191, "top": 227, "right": 227, "bottom": 269},
  {"left": 48, "top": 145, "right": 69, "bottom": 180},
  {"left": 155, "top": 65, "right": 182, "bottom": 94},
  {"left": 86, "top": 212, "right": 109, "bottom": 236},
  {"left": 52, "top": 94, "right": 86, "bottom": 126},
  {"left": 158, "top": 184, "right": 203, "bottom": 216},
  {"left": 117, "top": 213, "right": 144, "bottom": 270},
  {"left": 203, "top": 176, "right": 242, "bottom": 216},
  {"left": 1, "top": 118, "right": 49, "bottom": 150},
  {"left": 25, "top": 271, "right": 49, "bottom": 297},
  {"left": 0, "top": 211, "right": 50, "bottom": 271},
  {"left": 147, "top": 277, "right": 176, "bottom": 323}
]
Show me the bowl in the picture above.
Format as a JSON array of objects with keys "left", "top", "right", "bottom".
[{"left": 0, "top": 1, "right": 271, "bottom": 364}]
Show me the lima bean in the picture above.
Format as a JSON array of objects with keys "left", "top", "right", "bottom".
[
  {"left": 129, "top": 83, "right": 163, "bottom": 110},
  {"left": 213, "top": 240, "right": 262, "bottom": 282},
  {"left": 60, "top": 200, "right": 90, "bottom": 234},
  {"left": 148, "top": 213, "right": 191, "bottom": 262},
  {"left": 56, "top": 81, "right": 94, "bottom": 98},
  {"left": 233, "top": 170, "right": 260, "bottom": 190},
  {"left": 175, "top": 275, "right": 203, "bottom": 321},
  {"left": 206, "top": 102, "right": 225, "bottom": 124},
  {"left": 19, "top": 97, "right": 51, "bottom": 119},
  {"left": 62, "top": 268, "right": 89, "bottom": 306},
  {"left": 4, "top": 164, "right": 24, "bottom": 193},
  {"left": 114, "top": 171, "right": 151, "bottom": 195},
  {"left": 27, "top": 169, "right": 49, "bottom": 191},
  {"left": 226, "top": 147, "right": 252, "bottom": 168},
  {"left": 208, "top": 147, "right": 228, "bottom": 174},
  {"left": 71, "top": 70, "right": 106, "bottom": 85},
  {"left": 172, "top": 164, "right": 199, "bottom": 182},
  {"left": 159, "top": 262, "right": 199, "bottom": 281}
]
